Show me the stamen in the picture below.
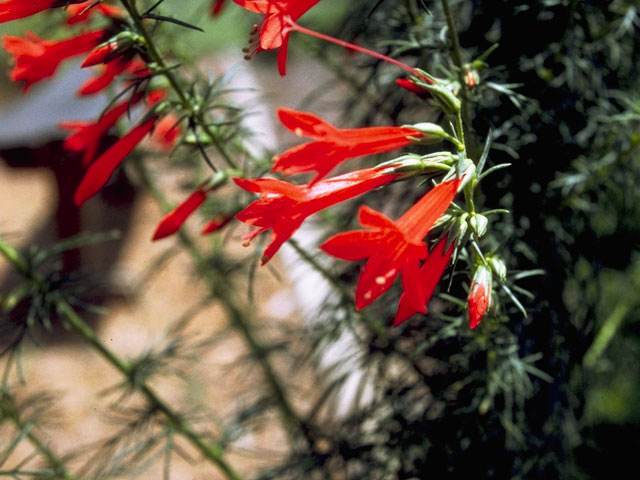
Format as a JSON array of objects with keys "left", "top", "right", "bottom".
[{"left": 242, "top": 37, "right": 262, "bottom": 60}]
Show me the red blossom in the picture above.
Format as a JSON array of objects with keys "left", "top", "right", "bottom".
[
  {"left": 202, "top": 214, "right": 234, "bottom": 234},
  {"left": 396, "top": 78, "right": 432, "bottom": 98},
  {"left": 150, "top": 114, "right": 182, "bottom": 151},
  {"left": 81, "top": 41, "right": 120, "bottom": 68},
  {"left": 65, "top": 1, "right": 124, "bottom": 24},
  {"left": 211, "top": 0, "right": 226, "bottom": 16},
  {"left": 320, "top": 178, "right": 460, "bottom": 319},
  {"left": 77, "top": 55, "right": 132, "bottom": 95},
  {"left": 273, "top": 108, "right": 423, "bottom": 184},
  {"left": 153, "top": 188, "right": 208, "bottom": 240},
  {"left": 0, "top": 0, "right": 84, "bottom": 23},
  {"left": 233, "top": 0, "right": 322, "bottom": 75},
  {"left": 2, "top": 29, "right": 107, "bottom": 92},
  {"left": 60, "top": 92, "right": 144, "bottom": 166},
  {"left": 468, "top": 264, "right": 491, "bottom": 329},
  {"left": 234, "top": 166, "right": 398, "bottom": 264},
  {"left": 393, "top": 237, "right": 454, "bottom": 326},
  {"left": 74, "top": 116, "right": 158, "bottom": 206}
]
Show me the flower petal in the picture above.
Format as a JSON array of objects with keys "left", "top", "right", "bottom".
[
  {"left": 152, "top": 189, "right": 207, "bottom": 240},
  {"left": 277, "top": 33, "right": 289, "bottom": 76},
  {"left": 358, "top": 205, "right": 396, "bottom": 230},
  {"left": 74, "top": 116, "right": 156, "bottom": 206},
  {"left": 271, "top": 141, "right": 347, "bottom": 182},
  {"left": 320, "top": 230, "right": 386, "bottom": 261},
  {"left": 393, "top": 237, "right": 454, "bottom": 326},
  {"left": 277, "top": 108, "right": 337, "bottom": 138},
  {"left": 397, "top": 178, "right": 461, "bottom": 244},
  {"left": 355, "top": 251, "right": 402, "bottom": 310}
]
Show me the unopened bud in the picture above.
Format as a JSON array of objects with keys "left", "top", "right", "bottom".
[
  {"left": 81, "top": 32, "right": 140, "bottom": 67},
  {"left": 465, "top": 69, "right": 479, "bottom": 87},
  {"left": 396, "top": 78, "right": 431, "bottom": 98},
  {"left": 488, "top": 256, "right": 507, "bottom": 282},
  {"left": 406, "top": 123, "right": 463, "bottom": 149},
  {"left": 469, "top": 213, "right": 488, "bottom": 237},
  {"left": 408, "top": 122, "right": 447, "bottom": 138},
  {"left": 377, "top": 152, "right": 453, "bottom": 177},
  {"left": 457, "top": 159, "right": 476, "bottom": 190},
  {"left": 469, "top": 264, "right": 492, "bottom": 329},
  {"left": 422, "top": 82, "right": 461, "bottom": 115},
  {"left": 447, "top": 212, "right": 468, "bottom": 241}
]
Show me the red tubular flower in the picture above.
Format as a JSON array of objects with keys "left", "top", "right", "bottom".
[
  {"left": 65, "top": 1, "right": 124, "bottom": 24},
  {"left": 233, "top": 0, "right": 322, "bottom": 75},
  {"left": 468, "top": 264, "right": 492, "bottom": 329},
  {"left": 273, "top": 108, "right": 423, "bottom": 184},
  {"left": 234, "top": 166, "right": 398, "bottom": 264},
  {"left": 211, "top": 0, "right": 226, "bottom": 16},
  {"left": 74, "top": 116, "right": 158, "bottom": 206},
  {"left": 393, "top": 237, "right": 454, "bottom": 326},
  {"left": 81, "top": 42, "right": 120, "bottom": 68},
  {"left": 150, "top": 114, "right": 182, "bottom": 151},
  {"left": 2, "top": 29, "right": 107, "bottom": 92},
  {"left": 77, "top": 55, "right": 131, "bottom": 96},
  {"left": 0, "top": 0, "right": 84, "bottom": 23},
  {"left": 60, "top": 92, "right": 144, "bottom": 166},
  {"left": 320, "top": 178, "right": 460, "bottom": 317},
  {"left": 396, "top": 78, "right": 432, "bottom": 98},
  {"left": 202, "top": 214, "right": 234, "bottom": 234},
  {"left": 152, "top": 188, "right": 208, "bottom": 240}
]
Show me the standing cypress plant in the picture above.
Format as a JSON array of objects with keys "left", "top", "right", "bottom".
[{"left": 1, "top": 1, "right": 638, "bottom": 479}]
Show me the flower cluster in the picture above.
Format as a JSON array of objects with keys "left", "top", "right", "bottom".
[
  {"left": 227, "top": 1, "right": 505, "bottom": 328},
  {"left": 0, "top": 0, "right": 500, "bottom": 330},
  {"left": 231, "top": 102, "right": 464, "bottom": 324}
]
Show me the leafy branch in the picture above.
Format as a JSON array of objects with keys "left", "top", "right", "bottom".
[{"left": 0, "top": 237, "right": 244, "bottom": 480}]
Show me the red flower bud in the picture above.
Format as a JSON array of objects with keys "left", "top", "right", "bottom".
[
  {"left": 468, "top": 265, "right": 492, "bottom": 329},
  {"left": 396, "top": 78, "right": 432, "bottom": 98},
  {"left": 153, "top": 188, "right": 208, "bottom": 240},
  {"left": 202, "top": 214, "right": 233, "bottom": 234},
  {"left": 74, "top": 116, "right": 158, "bottom": 206}
]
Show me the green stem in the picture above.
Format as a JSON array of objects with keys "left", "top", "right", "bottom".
[
  {"left": 0, "top": 236, "right": 29, "bottom": 276},
  {"left": 0, "top": 236, "right": 243, "bottom": 479},
  {"left": 24, "top": 432, "right": 75, "bottom": 480},
  {"left": 1, "top": 391, "right": 77, "bottom": 480},
  {"left": 54, "top": 300, "right": 244, "bottom": 480},
  {"left": 131, "top": 158, "right": 310, "bottom": 444},
  {"left": 440, "top": 0, "right": 476, "bottom": 157},
  {"left": 118, "top": 0, "right": 238, "bottom": 169},
  {"left": 583, "top": 302, "right": 632, "bottom": 368}
]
